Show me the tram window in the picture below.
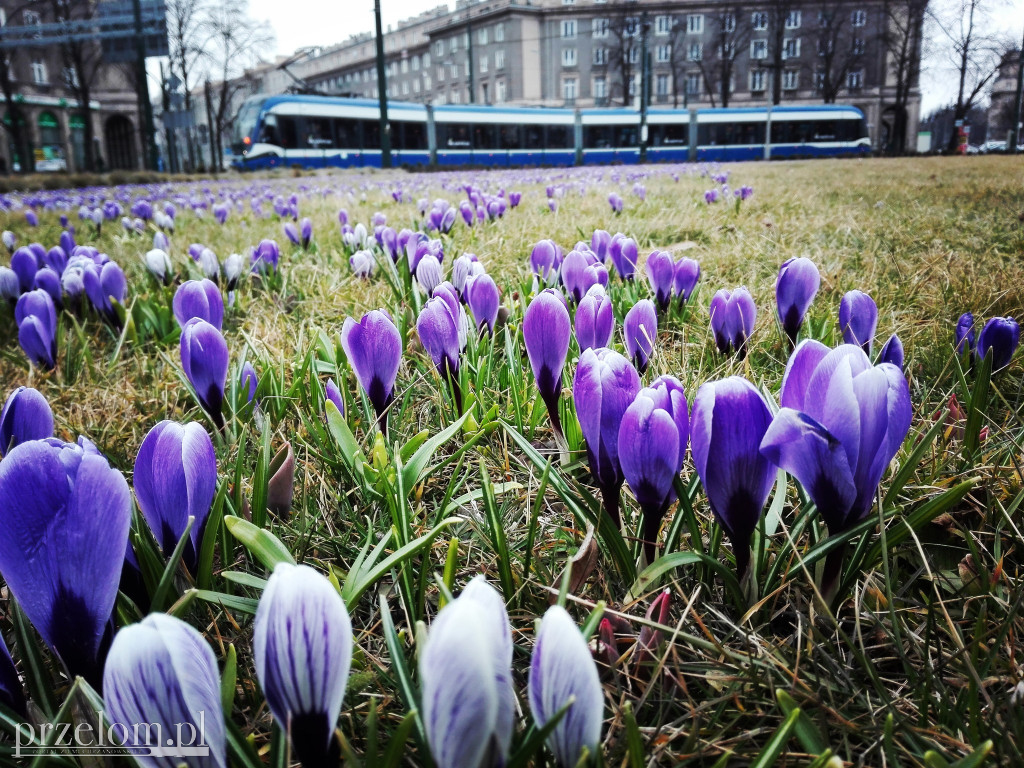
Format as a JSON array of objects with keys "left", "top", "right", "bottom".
[
  {"left": 276, "top": 116, "right": 301, "bottom": 149},
  {"left": 584, "top": 125, "right": 613, "bottom": 148},
  {"left": 614, "top": 125, "right": 638, "bottom": 146},
  {"left": 333, "top": 118, "right": 360, "bottom": 149},
  {"left": 362, "top": 120, "right": 381, "bottom": 149},
  {"left": 546, "top": 125, "right": 572, "bottom": 148},
  {"left": 698, "top": 122, "right": 764, "bottom": 145},
  {"left": 258, "top": 115, "right": 280, "bottom": 146},
  {"left": 474, "top": 123, "right": 499, "bottom": 149},
  {"left": 396, "top": 121, "right": 427, "bottom": 150},
  {"left": 650, "top": 123, "right": 688, "bottom": 146},
  {"left": 497, "top": 124, "right": 521, "bottom": 149},
  {"left": 305, "top": 117, "right": 334, "bottom": 148},
  {"left": 523, "top": 125, "right": 544, "bottom": 149},
  {"left": 438, "top": 123, "right": 472, "bottom": 148}
]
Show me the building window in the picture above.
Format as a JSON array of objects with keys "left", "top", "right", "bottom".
[
  {"left": 495, "top": 49, "right": 505, "bottom": 69},
  {"left": 478, "top": 27, "right": 488, "bottom": 45},
  {"left": 423, "top": 53, "right": 431, "bottom": 67},
  {"left": 593, "top": 76, "right": 607, "bottom": 98},
  {"left": 593, "top": 47, "right": 607, "bottom": 65},
  {"left": 592, "top": 18, "right": 609, "bottom": 38},
  {"left": 31, "top": 60, "right": 47, "bottom": 84},
  {"left": 451, "top": 35, "right": 459, "bottom": 52},
  {"left": 464, "top": 61, "right": 470, "bottom": 77},
  {"left": 628, "top": 46, "right": 639, "bottom": 64},
  {"left": 435, "top": 40, "right": 445, "bottom": 57},
  {"left": 852, "top": 10, "right": 867, "bottom": 26},
  {"left": 413, "top": 80, "right": 421, "bottom": 93},
  {"left": 495, "top": 23, "right": 505, "bottom": 42},
  {"left": 450, "top": 62, "right": 458, "bottom": 79},
  {"left": 563, "top": 0, "right": 575, "bottom": 4},
  {"left": 480, "top": 55, "right": 488, "bottom": 73},
  {"left": 451, "top": 89, "right": 461, "bottom": 104},
  {"left": 752, "top": 12, "right": 768, "bottom": 30},
  {"left": 723, "top": 13, "right": 736, "bottom": 32},
  {"left": 783, "top": 69, "right": 799, "bottom": 89},
  {"left": 656, "top": 73, "right": 669, "bottom": 96},
  {"left": 687, "top": 14, "right": 703, "bottom": 34},
  {"left": 817, "top": 38, "right": 832, "bottom": 56},
  {"left": 686, "top": 73, "right": 701, "bottom": 95},
  {"left": 23, "top": 10, "right": 40, "bottom": 25},
  {"left": 401, "top": 59, "right": 408, "bottom": 73},
  {"left": 814, "top": 70, "right": 825, "bottom": 90},
  {"left": 718, "top": 41, "right": 735, "bottom": 59},
  {"left": 750, "top": 69, "right": 766, "bottom": 91},
  {"left": 847, "top": 68, "right": 863, "bottom": 88},
  {"left": 402, "top": 81, "right": 409, "bottom": 95},
  {"left": 562, "top": 47, "right": 577, "bottom": 67},
  {"left": 563, "top": 77, "right": 578, "bottom": 101},
  {"left": 628, "top": 74, "right": 637, "bottom": 97},
  {"left": 438, "top": 66, "right": 445, "bottom": 81},
  {"left": 562, "top": 20, "right": 577, "bottom": 39},
  {"left": 655, "top": 15, "right": 672, "bottom": 35},
  {"left": 786, "top": 10, "right": 802, "bottom": 29},
  {"left": 656, "top": 45, "right": 671, "bottom": 63},
  {"left": 63, "top": 66, "right": 79, "bottom": 88},
  {"left": 625, "top": 17, "right": 639, "bottom": 36},
  {"left": 688, "top": 42, "right": 702, "bottom": 60},
  {"left": 495, "top": 78, "right": 506, "bottom": 102},
  {"left": 411, "top": 56, "right": 420, "bottom": 71},
  {"left": 853, "top": 38, "right": 865, "bottom": 55},
  {"left": 423, "top": 74, "right": 432, "bottom": 90},
  {"left": 783, "top": 38, "right": 801, "bottom": 59},
  {"left": 751, "top": 39, "right": 768, "bottom": 59}
]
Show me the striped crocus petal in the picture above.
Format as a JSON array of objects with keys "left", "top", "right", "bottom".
[
  {"left": 254, "top": 563, "right": 352, "bottom": 768},
  {"left": 529, "top": 605, "right": 603, "bottom": 768},
  {"left": 103, "top": 613, "right": 226, "bottom": 768}
]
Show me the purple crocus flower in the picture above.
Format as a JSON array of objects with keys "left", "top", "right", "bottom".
[
  {"left": 573, "top": 347, "right": 641, "bottom": 525},
  {"left": 955, "top": 312, "right": 975, "bottom": 358},
  {"left": 11, "top": 246, "right": 38, "bottom": 292},
  {"left": 379, "top": 226, "right": 399, "bottom": 262},
  {"left": 977, "top": 317, "right": 1020, "bottom": 370},
  {"left": 350, "top": 250, "right": 376, "bottom": 278},
  {"left": 465, "top": 274, "right": 500, "bottom": 334},
  {"left": 16, "top": 289, "right": 57, "bottom": 370},
  {"left": 561, "top": 249, "right": 603, "bottom": 304},
  {"left": 143, "top": 248, "right": 172, "bottom": 285},
  {"left": 254, "top": 563, "right": 352, "bottom": 768},
  {"left": 575, "top": 286, "right": 615, "bottom": 352},
  {"left": 34, "top": 267, "right": 62, "bottom": 309},
  {"left": 213, "top": 203, "right": 229, "bottom": 224},
  {"left": 25, "top": 210, "right": 38, "bottom": 227},
  {"left": 709, "top": 287, "right": 757, "bottom": 358},
  {"left": 2, "top": 230, "right": 15, "bottom": 253},
  {"left": 646, "top": 250, "right": 675, "bottom": 311},
  {"left": 623, "top": 299, "right": 658, "bottom": 374},
  {"left": 509, "top": 191, "right": 522, "bottom": 207},
  {"left": 0, "top": 437, "right": 131, "bottom": 686},
  {"left": 153, "top": 231, "right": 169, "bottom": 253},
  {"left": 760, "top": 341, "right": 912, "bottom": 600},
  {"left": 300, "top": 217, "right": 313, "bottom": 249},
  {"left": 46, "top": 245, "right": 68, "bottom": 274},
  {"left": 83, "top": 261, "right": 128, "bottom": 325},
  {"left": 434, "top": 282, "right": 469, "bottom": 351},
  {"left": 0, "top": 386, "right": 54, "bottom": 456},
  {"left": 283, "top": 221, "right": 300, "bottom": 246},
  {"left": 618, "top": 386, "right": 686, "bottom": 562},
  {"left": 341, "top": 310, "right": 402, "bottom": 431},
  {"left": 133, "top": 420, "right": 217, "bottom": 572},
  {"left": 839, "top": 290, "right": 878, "bottom": 354},
  {"left": 691, "top": 376, "right": 776, "bottom": 581},
  {"left": 420, "top": 576, "right": 515, "bottom": 768},
  {"left": 524, "top": 289, "right": 572, "bottom": 443},
  {"left": 241, "top": 361, "right": 258, "bottom": 403},
  {"left": 529, "top": 605, "right": 603, "bottom": 768},
  {"left": 530, "top": 239, "right": 559, "bottom": 282},
  {"left": 591, "top": 230, "right": 611, "bottom": 263},
  {"left": 418, "top": 296, "right": 463, "bottom": 410},
  {"left": 775, "top": 257, "right": 820, "bottom": 345},
  {"left": 173, "top": 279, "right": 224, "bottom": 330},
  {"left": 0, "top": 266, "right": 19, "bottom": 304},
  {"left": 104, "top": 613, "right": 226, "bottom": 768},
  {"left": 416, "top": 255, "right": 444, "bottom": 296},
  {"left": 251, "top": 239, "right": 280, "bottom": 274},
  {"left": 180, "top": 318, "right": 229, "bottom": 429},
  {"left": 878, "top": 333, "right": 905, "bottom": 370},
  {"left": 460, "top": 200, "right": 476, "bottom": 227},
  {"left": 608, "top": 193, "right": 624, "bottom": 213},
  {"left": 704, "top": 189, "right": 719, "bottom": 204},
  {"left": 325, "top": 378, "right": 344, "bottom": 415},
  {"left": 609, "top": 235, "right": 638, "bottom": 280}
]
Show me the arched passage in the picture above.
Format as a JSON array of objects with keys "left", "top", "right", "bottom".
[{"left": 105, "top": 114, "right": 137, "bottom": 170}]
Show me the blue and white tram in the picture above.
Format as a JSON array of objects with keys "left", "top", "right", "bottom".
[{"left": 231, "top": 94, "right": 871, "bottom": 170}]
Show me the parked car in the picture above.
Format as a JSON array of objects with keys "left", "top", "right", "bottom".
[{"left": 980, "top": 140, "right": 1007, "bottom": 153}]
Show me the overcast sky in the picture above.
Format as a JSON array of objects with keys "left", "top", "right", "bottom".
[{"left": 249, "top": 0, "right": 1024, "bottom": 114}]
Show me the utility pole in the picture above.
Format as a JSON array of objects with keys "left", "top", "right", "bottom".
[
  {"left": 204, "top": 80, "right": 217, "bottom": 173},
  {"left": 467, "top": 19, "right": 476, "bottom": 103},
  {"left": 1010, "top": 27, "right": 1024, "bottom": 154},
  {"left": 132, "top": 0, "right": 157, "bottom": 170},
  {"left": 639, "top": 12, "right": 650, "bottom": 162},
  {"left": 374, "top": 0, "right": 392, "bottom": 168},
  {"left": 159, "top": 62, "right": 176, "bottom": 173}
]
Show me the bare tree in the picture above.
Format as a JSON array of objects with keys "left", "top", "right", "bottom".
[
  {"left": 203, "top": 0, "right": 272, "bottom": 171},
  {"left": 46, "top": 0, "right": 107, "bottom": 171},
  {"left": 0, "top": 1, "right": 39, "bottom": 173},
  {"left": 167, "top": 0, "right": 207, "bottom": 170},
  {"left": 607, "top": 2, "right": 639, "bottom": 106},
  {"left": 813, "top": 1, "right": 866, "bottom": 102},
  {"left": 931, "top": 0, "right": 1004, "bottom": 151},
  {"left": 668, "top": 18, "right": 690, "bottom": 107},
  {"left": 765, "top": 0, "right": 798, "bottom": 104},
  {"left": 695, "top": 8, "right": 751, "bottom": 108},
  {"left": 881, "top": 0, "right": 928, "bottom": 153}
]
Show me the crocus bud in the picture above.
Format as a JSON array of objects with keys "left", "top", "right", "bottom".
[
  {"left": 104, "top": 613, "right": 226, "bottom": 768},
  {"left": 623, "top": 299, "right": 658, "bottom": 374},
  {"left": 152, "top": 231, "right": 169, "bottom": 253},
  {"left": 575, "top": 286, "right": 615, "bottom": 352},
  {"left": 530, "top": 239, "right": 558, "bottom": 280},
  {"left": 25, "top": 210, "right": 38, "bottom": 227},
  {"left": 254, "top": 563, "right": 352, "bottom": 768},
  {"left": 416, "top": 255, "right": 444, "bottom": 296},
  {"left": 646, "top": 250, "right": 675, "bottom": 311},
  {"left": 144, "top": 248, "right": 172, "bottom": 284},
  {"left": 340, "top": 309, "right": 402, "bottom": 431},
  {"left": 2, "top": 230, "right": 15, "bottom": 252},
  {"left": 591, "top": 230, "right": 611, "bottom": 262},
  {"left": 529, "top": 605, "right": 603, "bottom": 768},
  {"left": 691, "top": 376, "right": 776, "bottom": 580},
  {"left": 283, "top": 221, "right": 300, "bottom": 246},
  {"left": 0, "top": 386, "right": 54, "bottom": 456},
  {"left": 775, "top": 257, "right": 820, "bottom": 345},
  {"left": 34, "top": 267, "right": 62, "bottom": 309},
  {"left": 573, "top": 348, "right": 641, "bottom": 525},
  {"left": 878, "top": 333, "right": 905, "bottom": 370},
  {"left": 418, "top": 296, "right": 463, "bottom": 409},
  {"left": 180, "top": 318, "right": 229, "bottom": 429},
  {"left": 977, "top": 317, "right": 1020, "bottom": 371},
  {"left": 0, "top": 266, "right": 18, "bottom": 304},
  {"left": 0, "top": 438, "right": 131, "bottom": 686},
  {"left": 16, "top": 289, "right": 57, "bottom": 370},
  {"left": 955, "top": 312, "right": 975, "bottom": 357},
  {"left": 609, "top": 235, "right": 638, "bottom": 280},
  {"left": 325, "top": 378, "right": 344, "bottom": 415},
  {"left": 608, "top": 192, "right": 624, "bottom": 213},
  {"left": 83, "top": 261, "right": 128, "bottom": 325},
  {"left": 223, "top": 253, "right": 244, "bottom": 290},
  {"left": 45, "top": 245, "right": 68, "bottom": 275},
  {"left": 839, "top": 290, "right": 878, "bottom": 354},
  {"left": 133, "top": 420, "right": 217, "bottom": 572},
  {"left": 524, "top": 289, "right": 571, "bottom": 439},
  {"left": 11, "top": 247, "right": 38, "bottom": 292},
  {"left": 198, "top": 247, "right": 220, "bottom": 281},
  {"left": 251, "top": 239, "right": 280, "bottom": 274},
  {"left": 709, "top": 287, "right": 757, "bottom": 358},
  {"left": 420, "top": 576, "right": 514, "bottom": 768},
  {"left": 173, "top": 279, "right": 224, "bottom": 330},
  {"left": 465, "top": 273, "right": 500, "bottom": 334},
  {"left": 241, "top": 361, "right": 258, "bottom": 403}
]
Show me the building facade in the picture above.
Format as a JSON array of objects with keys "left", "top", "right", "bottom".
[
  {"left": 0, "top": 1, "right": 143, "bottom": 173},
  {"left": 988, "top": 48, "right": 1022, "bottom": 145}
]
